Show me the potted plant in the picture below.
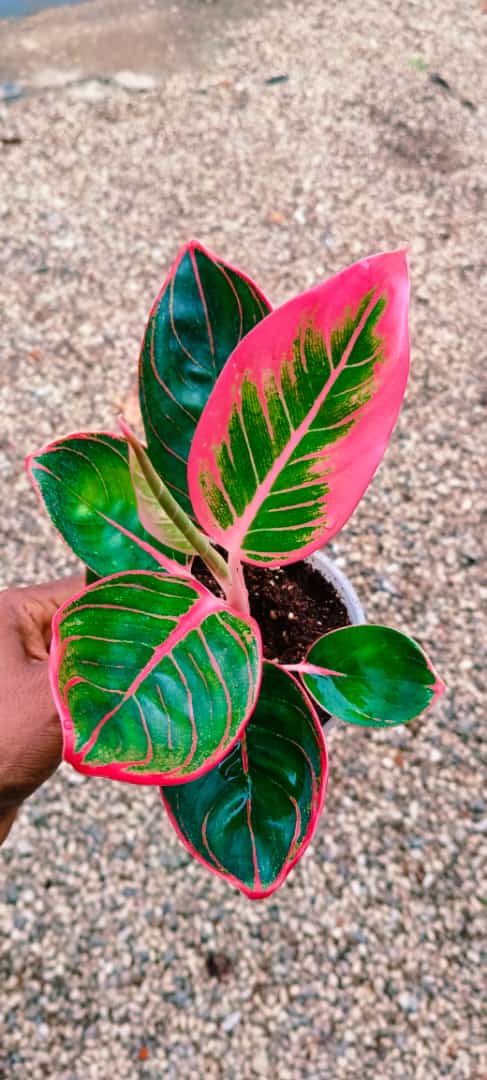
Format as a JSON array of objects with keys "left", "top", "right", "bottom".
[{"left": 27, "top": 241, "right": 444, "bottom": 899}]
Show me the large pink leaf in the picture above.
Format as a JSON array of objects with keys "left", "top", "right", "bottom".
[{"left": 188, "top": 251, "right": 410, "bottom": 566}]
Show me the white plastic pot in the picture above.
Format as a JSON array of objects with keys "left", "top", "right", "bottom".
[
  {"left": 304, "top": 550, "right": 365, "bottom": 731},
  {"left": 305, "top": 550, "right": 365, "bottom": 627}
]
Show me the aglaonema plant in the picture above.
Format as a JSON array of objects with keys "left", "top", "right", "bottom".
[{"left": 27, "top": 241, "right": 444, "bottom": 899}]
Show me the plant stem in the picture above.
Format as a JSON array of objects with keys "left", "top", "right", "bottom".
[
  {"left": 119, "top": 418, "right": 230, "bottom": 590},
  {"left": 224, "top": 553, "right": 250, "bottom": 615}
]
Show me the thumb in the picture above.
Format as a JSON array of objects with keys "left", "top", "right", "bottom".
[
  {"left": 0, "top": 573, "right": 86, "bottom": 662},
  {"left": 27, "top": 573, "right": 87, "bottom": 654},
  {"left": 21, "top": 573, "right": 87, "bottom": 610}
]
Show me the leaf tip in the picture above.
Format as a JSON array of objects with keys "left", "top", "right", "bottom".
[
  {"left": 185, "top": 236, "right": 207, "bottom": 253},
  {"left": 431, "top": 671, "right": 446, "bottom": 701},
  {"left": 172, "top": 237, "right": 215, "bottom": 272},
  {"left": 369, "top": 245, "right": 410, "bottom": 279}
]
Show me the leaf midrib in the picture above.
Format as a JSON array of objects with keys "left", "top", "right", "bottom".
[
  {"left": 69, "top": 590, "right": 221, "bottom": 762},
  {"left": 224, "top": 290, "right": 382, "bottom": 552}
]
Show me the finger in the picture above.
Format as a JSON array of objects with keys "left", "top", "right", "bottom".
[
  {"left": 22, "top": 573, "right": 86, "bottom": 609},
  {"left": 23, "top": 573, "right": 86, "bottom": 652},
  {"left": 0, "top": 573, "right": 85, "bottom": 661}
]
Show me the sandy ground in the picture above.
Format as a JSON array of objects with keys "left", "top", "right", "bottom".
[{"left": 0, "top": 1, "right": 486, "bottom": 1077}]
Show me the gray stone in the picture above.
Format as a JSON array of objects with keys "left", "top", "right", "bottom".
[
  {"left": 111, "top": 71, "right": 158, "bottom": 92},
  {"left": 0, "top": 81, "right": 23, "bottom": 102},
  {"left": 221, "top": 1011, "right": 241, "bottom": 1033}
]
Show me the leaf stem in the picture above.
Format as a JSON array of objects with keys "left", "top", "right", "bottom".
[
  {"left": 224, "top": 553, "right": 250, "bottom": 615},
  {"left": 284, "top": 663, "right": 343, "bottom": 677},
  {"left": 119, "top": 418, "right": 231, "bottom": 590}
]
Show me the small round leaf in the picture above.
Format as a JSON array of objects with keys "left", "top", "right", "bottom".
[{"left": 302, "top": 625, "right": 444, "bottom": 727}]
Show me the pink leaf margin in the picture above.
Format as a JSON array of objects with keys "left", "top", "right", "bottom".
[
  {"left": 188, "top": 249, "right": 410, "bottom": 566},
  {"left": 162, "top": 667, "right": 329, "bottom": 900},
  {"left": 49, "top": 569, "right": 264, "bottom": 787},
  {"left": 26, "top": 430, "right": 194, "bottom": 579}
]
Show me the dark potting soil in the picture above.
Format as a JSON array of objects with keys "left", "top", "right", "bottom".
[
  {"left": 83, "top": 558, "right": 350, "bottom": 726},
  {"left": 193, "top": 558, "right": 351, "bottom": 665}
]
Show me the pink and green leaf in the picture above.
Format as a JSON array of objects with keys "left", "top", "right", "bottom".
[
  {"left": 300, "top": 625, "right": 445, "bottom": 727},
  {"left": 50, "top": 571, "right": 263, "bottom": 784},
  {"left": 27, "top": 433, "right": 191, "bottom": 578},
  {"left": 163, "top": 662, "right": 328, "bottom": 899},
  {"left": 139, "top": 240, "right": 272, "bottom": 518},
  {"left": 189, "top": 250, "right": 410, "bottom": 566}
]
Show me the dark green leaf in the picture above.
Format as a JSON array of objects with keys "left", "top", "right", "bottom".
[
  {"left": 139, "top": 240, "right": 271, "bottom": 517},
  {"left": 302, "top": 625, "right": 444, "bottom": 727},
  {"left": 28, "top": 433, "right": 190, "bottom": 577},
  {"left": 163, "top": 663, "right": 327, "bottom": 898}
]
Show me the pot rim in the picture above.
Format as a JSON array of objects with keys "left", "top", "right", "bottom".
[
  {"left": 305, "top": 549, "right": 365, "bottom": 733},
  {"left": 305, "top": 549, "right": 365, "bottom": 627}
]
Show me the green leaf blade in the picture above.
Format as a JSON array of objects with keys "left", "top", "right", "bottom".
[
  {"left": 27, "top": 433, "right": 190, "bottom": 577},
  {"left": 139, "top": 241, "right": 272, "bottom": 517},
  {"left": 163, "top": 663, "right": 328, "bottom": 898},
  {"left": 302, "top": 625, "right": 445, "bottom": 728},
  {"left": 51, "top": 571, "right": 263, "bottom": 784}
]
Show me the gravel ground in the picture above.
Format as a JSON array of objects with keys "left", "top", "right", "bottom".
[{"left": 0, "top": 1, "right": 486, "bottom": 1077}]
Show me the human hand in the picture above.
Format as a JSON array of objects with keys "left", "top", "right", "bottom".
[{"left": 0, "top": 574, "right": 84, "bottom": 844}]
